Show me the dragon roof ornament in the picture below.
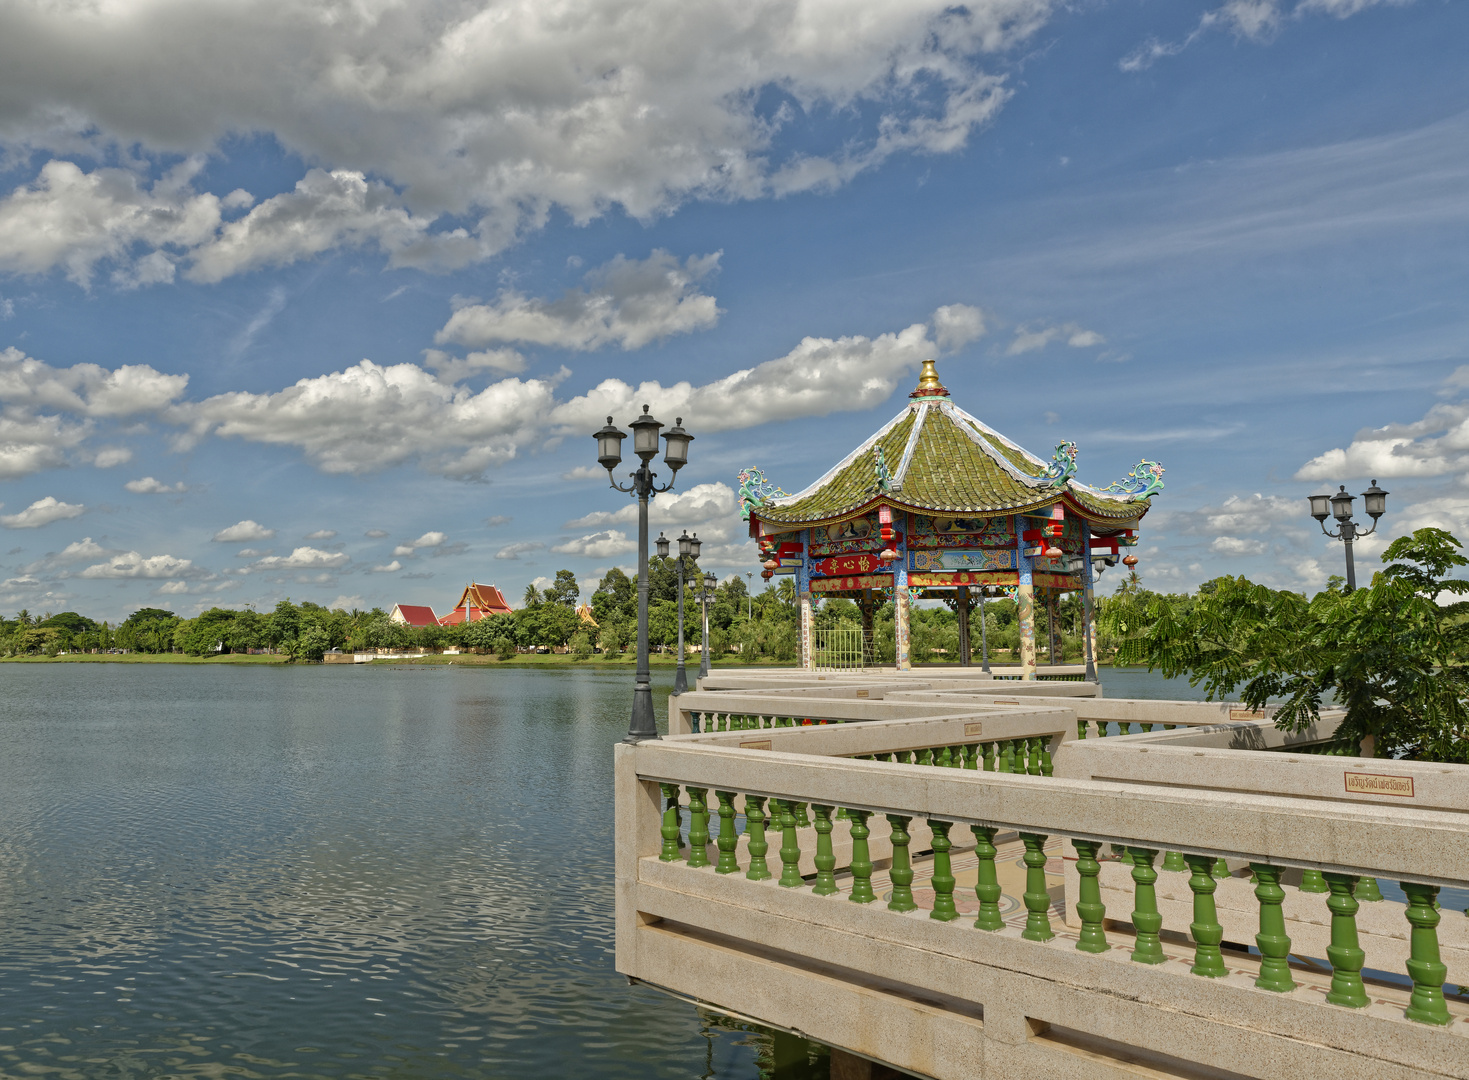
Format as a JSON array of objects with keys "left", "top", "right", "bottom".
[
  {"left": 1103, "top": 459, "right": 1165, "bottom": 500},
  {"left": 737, "top": 466, "right": 788, "bottom": 521}
]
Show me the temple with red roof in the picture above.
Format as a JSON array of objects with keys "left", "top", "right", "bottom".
[
  {"left": 437, "top": 582, "right": 514, "bottom": 626},
  {"left": 390, "top": 604, "right": 440, "bottom": 627}
]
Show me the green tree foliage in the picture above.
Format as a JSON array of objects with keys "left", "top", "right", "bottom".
[
  {"left": 543, "top": 569, "right": 580, "bottom": 607},
  {"left": 116, "top": 608, "right": 180, "bottom": 653},
  {"left": 1106, "top": 528, "right": 1469, "bottom": 763}
]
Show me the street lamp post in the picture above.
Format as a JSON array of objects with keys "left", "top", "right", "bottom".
[
  {"left": 698, "top": 570, "right": 717, "bottom": 680},
  {"left": 595, "top": 408, "right": 693, "bottom": 741},
  {"left": 1308, "top": 480, "right": 1388, "bottom": 592},
  {"left": 662, "top": 530, "right": 701, "bottom": 695}
]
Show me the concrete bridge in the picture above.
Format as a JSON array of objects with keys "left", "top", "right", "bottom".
[{"left": 614, "top": 669, "right": 1468, "bottom": 1079}]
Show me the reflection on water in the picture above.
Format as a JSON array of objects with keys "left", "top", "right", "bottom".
[{"left": 0, "top": 664, "right": 780, "bottom": 1079}]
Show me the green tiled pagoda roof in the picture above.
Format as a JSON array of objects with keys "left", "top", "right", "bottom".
[{"left": 754, "top": 394, "right": 1150, "bottom": 528}]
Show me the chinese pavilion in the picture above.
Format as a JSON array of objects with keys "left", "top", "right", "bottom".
[{"left": 740, "top": 360, "right": 1163, "bottom": 677}]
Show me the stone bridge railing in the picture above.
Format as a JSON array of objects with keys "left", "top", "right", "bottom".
[{"left": 615, "top": 698, "right": 1468, "bottom": 1079}]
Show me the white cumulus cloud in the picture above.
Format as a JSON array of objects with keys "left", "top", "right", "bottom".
[
  {"left": 932, "top": 304, "right": 987, "bottom": 352},
  {"left": 250, "top": 547, "right": 350, "bottom": 571},
  {"left": 1006, "top": 323, "right": 1105, "bottom": 355},
  {"left": 213, "top": 519, "right": 275, "bottom": 542},
  {"left": 552, "top": 530, "right": 636, "bottom": 558},
  {"left": 496, "top": 541, "right": 545, "bottom": 561},
  {"left": 125, "top": 476, "right": 186, "bottom": 494},
  {"left": 81, "top": 551, "right": 200, "bottom": 579},
  {"left": 436, "top": 251, "right": 721, "bottom": 351},
  {"left": 0, "top": 496, "right": 85, "bottom": 528},
  {"left": 0, "top": 2, "right": 1052, "bottom": 283}
]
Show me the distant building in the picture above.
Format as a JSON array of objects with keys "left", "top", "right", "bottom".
[
  {"left": 390, "top": 604, "right": 440, "bottom": 627},
  {"left": 437, "top": 582, "right": 514, "bottom": 626}
]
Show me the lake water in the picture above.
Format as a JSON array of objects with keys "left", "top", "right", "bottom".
[{"left": 0, "top": 663, "right": 1196, "bottom": 1079}]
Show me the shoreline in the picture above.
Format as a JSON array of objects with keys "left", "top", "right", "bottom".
[{"left": 0, "top": 652, "right": 1117, "bottom": 670}]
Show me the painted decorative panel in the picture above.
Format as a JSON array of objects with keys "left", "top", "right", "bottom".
[
  {"left": 811, "top": 573, "right": 892, "bottom": 593},
  {"left": 909, "top": 515, "right": 1014, "bottom": 547},
  {"left": 910, "top": 549, "right": 1016, "bottom": 572},
  {"left": 909, "top": 571, "right": 1017, "bottom": 588},
  {"left": 811, "top": 515, "right": 879, "bottom": 545}
]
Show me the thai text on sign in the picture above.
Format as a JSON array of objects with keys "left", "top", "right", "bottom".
[{"left": 1343, "top": 771, "right": 1415, "bottom": 797}]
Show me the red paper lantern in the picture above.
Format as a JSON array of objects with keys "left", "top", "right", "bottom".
[
  {"left": 879, "top": 547, "right": 898, "bottom": 564},
  {"left": 761, "top": 569, "right": 774, "bottom": 580},
  {"left": 763, "top": 558, "right": 779, "bottom": 570},
  {"left": 1123, "top": 554, "right": 1138, "bottom": 567}
]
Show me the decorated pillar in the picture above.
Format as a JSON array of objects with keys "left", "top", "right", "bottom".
[
  {"left": 797, "top": 531, "right": 814, "bottom": 670},
  {"left": 1047, "top": 590, "right": 1060, "bottom": 665},
  {"left": 894, "top": 516, "right": 911, "bottom": 671},
  {"left": 1015, "top": 514, "right": 1036, "bottom": 680},
  {"left": 1081, "top": 522, "right": 1098, "bottom": 682},
  {"left": 860, "top": 588, "right": 875, "bottom": 667},
  {"left": 956, "top": 585, "right": 971, "bottom": 666}
]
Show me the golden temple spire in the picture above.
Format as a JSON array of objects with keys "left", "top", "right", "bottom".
[{"left": 909, "top": 358, "right": 949, "bottom": 399}]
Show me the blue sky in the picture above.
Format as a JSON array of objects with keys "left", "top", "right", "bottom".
[{"left": 0, "top": 0, "right": 1466, "bottom": 621}]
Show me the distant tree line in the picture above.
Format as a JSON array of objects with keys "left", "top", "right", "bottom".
[{"left": 2, "top": 559, "right": 1140, "bottom": 666}]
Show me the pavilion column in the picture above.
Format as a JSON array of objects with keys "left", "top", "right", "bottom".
[
  {"left": 798, "top": 595, "right": 814, "bottom": 670},
  {"left": 861, "top": 589, "right": 875, "bottom": 668},
  {"left": 894, "top": 522, "right": 911, "bottom": 671},
  {"left": 1015, "top": 514, "right": 1036, "bottom": 680},
  {"left": 1081, "top": 522, "right": 1099, "bottom": 682},
  {"left": 798, "top": 536, "right": 815, "bottom": 670},
  {"left": 957, "top": 585, "right": 971, "bottom": 666}
]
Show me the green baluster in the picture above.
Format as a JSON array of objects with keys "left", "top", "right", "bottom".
[
  {"left": 1072, "top": 840, "right": 1109, "bottom": 953},
  {"left": 875, "top": 752, "right": 892, "bottom": 763},
  {"left": 1249, "top": 863, "right": 1295, "bottom": 992},
  {"left": 659, "top": 783, "right": 683, "bottom": 861},
  {"left": 896, "top": 750, "right": 912, "bottom": 764},
  {"left": 983, "top": 742, "right": 997, "bottom": 771},
  {"left": 1128, "top": 847, "right": 1166, "bottom": 964},
  {"left": 929, "top": 820, "right": 957, "bottom": 922},
  {"left": 847, "top": 810, "right": 875, "bottom": 903},
  {"left": 949, "top": 744, "right": 964, "bottom": 767},
  {"left": 916, "top": 747, "right": 933, "bottom": 766},
  {"left": 811, "top": 804, "right": 838, "bottom": 895},
  {"left": 963, "top": 743, "right": 979, "bottom": 769},
  {"left": 686, "top": 787, "right": 711, "bottom": 868},
  {"left": 1026, "top": 738, "right": 1043, "bottom": 776},
  {"left": 776, "top": 800, "right": 803, "bottom": 888},
  {"left": 1039, "top": 738, "right": 1053, "bottom": 777},
  {"left": 999, "top": 740, "right": 1015, "bottom": 773},
  {"left": 1184, "top": 854, "right": 1227, "bottom": 978},
  {"left": 1019, "top": 833, "right": 1054, "bottom": 940},
  {"left": 714, "top": 791, "right": 740, "bottom": 875},
  {"left": 1298, "top": 868, "right": 1328, "bottom": 893},
  {"left": 1212, "top": 857, "right": 1230, "bottom": 879},
  {"left": 1401, "top": 882, "right": 1451, "bottom": 1025},
  {"left": 971, "top": 825, "right": 1004, "bottom": 931},
  {"left": 1355, "top": 876, "right": 1384, "bottom": 902},
  {"left": 744, "top": 796, "right": 772, "bottom": 880},
  {"left": 935, "top": 746, "right": 951, "bottom": 767},
  {"left": 1162, "top": 850, "right": 1187, "bottom": 872},
  {"left": 1112, "top": 844, "right": 1134, "bottom": 866},
  {"left": 1323, "top": 872, "right": 1368, "bottom": 1007},
  {"left": 886, "top": 815, "right": 917, "bottom": 912},
  {"left": 793, "top": 802, "right": 810, "bottom": 828},
  {"left": 1077, "top": 717, "right": 1088, "bottom": 739}
]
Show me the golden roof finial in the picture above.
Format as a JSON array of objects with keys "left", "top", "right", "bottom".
[{"left": 910, "top": 359, "right": 949, "bottom": 399}]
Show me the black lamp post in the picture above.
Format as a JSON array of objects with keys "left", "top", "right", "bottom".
[
  {"left": 595, "top": 408, "right": 693, "bottom": 741},
  {"left": 698, "top": 570, "right": 717, "bottom": 679},
  {"left": 664, "top": 529, "right": 701, "bottom": 695},
  {"left": 1308, "top": 480, "right": 1388, "bottom": 592}
]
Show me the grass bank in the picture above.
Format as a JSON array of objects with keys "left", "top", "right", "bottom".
[{"left": 0, "top": 653, "right": 287, "bottom": 664}]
